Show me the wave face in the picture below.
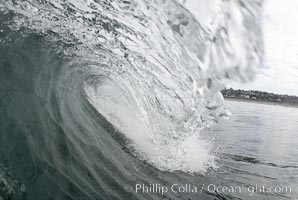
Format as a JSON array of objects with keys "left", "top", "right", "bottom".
[{"left": 0, "top": 0, "right": 263, "bottom": 199}]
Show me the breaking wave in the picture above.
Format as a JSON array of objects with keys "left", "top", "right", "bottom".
[{"left": 0, "top": 0, "right": 263, "bottom": 199}]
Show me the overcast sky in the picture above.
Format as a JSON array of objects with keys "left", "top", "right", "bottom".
[{"left": 184, "top": 0, "right": 298, "bottom": 95}]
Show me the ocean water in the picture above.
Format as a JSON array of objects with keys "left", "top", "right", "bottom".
[
  {"left": 210, "top": 100, "right": 298, "bottom": 200},
  {"left": 0, "top": 0, "right": 274, "bottom": 200}
]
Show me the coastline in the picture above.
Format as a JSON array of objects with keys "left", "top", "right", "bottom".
[{"left": 224, "top": 97, "right": 298, "bottom": 108}]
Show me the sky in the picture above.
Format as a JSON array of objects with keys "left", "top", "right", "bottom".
[{"left": 184, "top": 0, "right": 298, "bottom": 96}]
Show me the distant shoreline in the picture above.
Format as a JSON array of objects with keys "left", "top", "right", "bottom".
[
  {"left": 222, "top": 88, "right": 298, "bottom": 108},
  {"left": 221, "top": 88, "right": 298, "bottom": 107},
  {"left": 224, "top": 97, "right": 298, "bottom": 108}
]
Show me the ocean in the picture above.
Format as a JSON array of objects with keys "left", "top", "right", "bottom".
[{"left": 1, "top": 0, "right": 292, "bottom": 200}]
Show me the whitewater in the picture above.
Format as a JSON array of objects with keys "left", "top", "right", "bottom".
[{"left": 0, "top": 0, "right": 263, "bottom": 199}]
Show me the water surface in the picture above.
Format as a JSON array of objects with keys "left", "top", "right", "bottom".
[{"left": 209, "top": 100, "right": 298, "bottom": 199}]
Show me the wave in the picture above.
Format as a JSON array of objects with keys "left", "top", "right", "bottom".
[{"left": 0, "top": 0, "right": 263, "bottom": 199}]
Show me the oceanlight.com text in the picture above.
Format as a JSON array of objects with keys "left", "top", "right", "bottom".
[{"left": 123, "top": 183, "right": 292, "bottom": 196}]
